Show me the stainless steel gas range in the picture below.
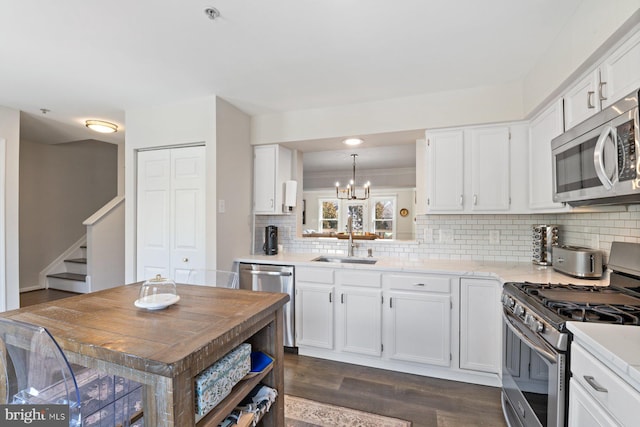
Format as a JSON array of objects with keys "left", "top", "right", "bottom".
[{"left": 500, "top": 242, "right": 640, "bottom": 427}]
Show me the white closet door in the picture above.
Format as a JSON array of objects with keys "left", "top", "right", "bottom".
[
  {"left": 136, "top": 146, "right": 205, "bottom": 282},
  {"left": 170, "top": 146, "right": 206, "bottom": 282}
]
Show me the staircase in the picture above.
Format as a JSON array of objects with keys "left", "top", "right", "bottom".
[
  {"left": 46, "top": 245, "right": 89, "bottom": 293},
  {"left": 40, "top": 196, "right": 125, "bottom": 294}
]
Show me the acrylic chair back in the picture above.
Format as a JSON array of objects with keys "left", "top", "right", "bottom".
[
  {"left": 0, "top": 318, "right": 82, "bottom": 426},
  {"left": 186, "top": 269, "right": 239, "bottom": 289}
]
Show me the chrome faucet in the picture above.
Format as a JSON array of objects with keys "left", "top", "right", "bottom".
[{"left": 347, "top": 215, "right": 355, "bottom": 257}]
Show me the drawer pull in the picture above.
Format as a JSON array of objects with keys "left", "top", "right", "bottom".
[
  {"left": 414, "top": 283, "right": 425, "bottom": 287},
  {"left": 584, "top": 375, "right": 608, "bottom": 393}
]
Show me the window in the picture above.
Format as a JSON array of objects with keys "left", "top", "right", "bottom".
[
  {"left": 344, "top": 202, "right": 365, "bottom": 233},
  {"left": 319, "top": 199, "right": 339, "bottom": 233},
  {"left": 315, "top": 195, "right": 398, "bottom": 239},
  {"left": 372, "top": 196, "right": 396, "bottom": 239}
]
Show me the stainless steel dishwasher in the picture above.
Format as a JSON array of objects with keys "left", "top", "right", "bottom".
[{"left": 239, "top": 263, "right": 295, "bottom": 347}]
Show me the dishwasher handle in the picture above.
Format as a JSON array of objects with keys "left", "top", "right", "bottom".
[{"left": 248, "top": 270, "right": 292, "bottom": 277}]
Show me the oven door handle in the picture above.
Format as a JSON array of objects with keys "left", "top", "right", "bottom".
[{"left": 502, "top": 310, "right": 558, "bottom": 364}]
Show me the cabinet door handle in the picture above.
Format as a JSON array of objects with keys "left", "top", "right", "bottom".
[
  {"left": 587, "top": 91, "right": 595, "bottom": 109},
  {"left": 459, "top": 195, "right": 463, "bottom": 206},
  {"left": 329, "top": 293, "right": 332, "bottom": 303},
  {"left": 341, "top": 293, "right": 344, "bottom": 304},
  {"left": 598, "top": 81, "right": 607, "bottom": 101},
  {"left": 389, "top": 297, "right": 393, "bottom": 308},
  {"left": 473, "top": 194, "right": 478, "bottom": 205},
  {"left": 584, "top": 375, "right": 608, "bottom": 393}
]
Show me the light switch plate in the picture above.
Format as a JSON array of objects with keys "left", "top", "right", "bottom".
[{"left": 489, "top": 230, "right": 500, "bottom": 245}]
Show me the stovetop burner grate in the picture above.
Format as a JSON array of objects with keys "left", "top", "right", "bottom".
[
  {"left": 546, "top": 301, "right": 640, "bottom": 325},
  {"left": 504, "top": 281, "right": 640, "bottom": 326}
]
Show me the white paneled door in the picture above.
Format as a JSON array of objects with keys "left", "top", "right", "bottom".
[{"left": 136, "top": 146, "right": 206, "bottom": 283}]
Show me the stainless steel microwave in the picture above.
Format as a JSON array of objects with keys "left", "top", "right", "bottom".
[{"left": 551, "top": 89, "right": 640, "bottom": 206}]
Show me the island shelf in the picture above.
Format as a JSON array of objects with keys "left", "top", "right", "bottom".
[{"left": 1, "top": 283, "right": 289, "bottom": 426}]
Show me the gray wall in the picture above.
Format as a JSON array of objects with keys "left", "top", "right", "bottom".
[
  {"left": 19, "top": 139, "right": 118, "bottom": 289},
  {"left": 216, "top": 98, "right": 252, "bottom": 270}
]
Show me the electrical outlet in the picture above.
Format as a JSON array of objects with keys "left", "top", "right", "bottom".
[
  {"left": 218, "top": 199, "right": 225, "bottom": 213},
  {"left": 423, "top": 228, "right": 433, "bottom": 243},
  {"left": 489, "top": 230, "right": 500, "bottom": 245},
  {"left": 590, "top": 234, "right": 600, "bottom": 249}
]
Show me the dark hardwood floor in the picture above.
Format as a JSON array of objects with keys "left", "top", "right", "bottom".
[
  {"left": 284, "top": 353, "right": 506, "bottom": 427},
  {"left": 20, "top": 288, "right": 80, "bottom": 307},
  {"left": 21, "top": 289, "right": 507, "bottom": 426}
]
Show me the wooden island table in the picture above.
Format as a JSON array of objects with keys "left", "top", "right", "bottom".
[{"left": 1, "top": 283, "right": 289, "bottom": 426}]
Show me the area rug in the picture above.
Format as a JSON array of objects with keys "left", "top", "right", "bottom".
[{"left": 284, "top": 395, "right": 411, "bottom": 427}]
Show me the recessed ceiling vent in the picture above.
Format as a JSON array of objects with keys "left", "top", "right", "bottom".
[{"left": 204, "top": 7, "right": 220, "bottom": 20}]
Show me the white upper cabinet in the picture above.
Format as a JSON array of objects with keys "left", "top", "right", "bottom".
[
  {"left": 469, "top": 127, "right": 510, "bottom": 211},
  {"left": 528, "top": 99, "right": 569, "bottom": 212},
  {"left": 424, "top": 125, "right": 511, "bottom": 213},
  {"left": 564, "top": 29, "right": 640, "bottom": 131},
  {"left": 253, "top": 144, "right": 292, "bottom": 214},
  {"left": 425, "top": 130, "right": 464, "bottom": 212},
  {"left": 600, "top": 30, "right": 640, "bottom": 109},
  {"left": 563, "top": 69, "right": 601, "bottom": 131}
]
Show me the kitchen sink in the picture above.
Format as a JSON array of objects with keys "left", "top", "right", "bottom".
[{"left": 312, "top": 256, "right": 377, "bottom": 265}]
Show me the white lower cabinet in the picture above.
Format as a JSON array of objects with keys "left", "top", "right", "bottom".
[
  {"left": 569, "top": 378, "right": 619, "bottom": 427},
  {"left": 569, "top": 342, "right": 640, "bottom": 427},
  {"left": 337, "top": 270, "right": 382, "bottom": 356},
  {"left": 296, "top": 266, "right": 501, "bottom": 386},
  {"left": 383, "top": 273, "right": 452, "bottom": 367},
  {"left": 295, "top": 267, "right": 335, "bottom": 349},
  {"left": 459, "top": 278, "right": 501, "bottom": 373},
  {"left": 385, "top": 290, "right": 451, "bottom": 366},
  {"left": 338, "top": 287, "right": 382, "bottom": 356}
]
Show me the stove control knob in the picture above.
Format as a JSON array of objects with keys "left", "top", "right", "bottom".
[
  {"left": 514, "top": 304, "right": 525, "bottom": 317},
  {"left": 524, "top": 314, "right": 544, "bottom": 333},
  {"left": 501, "top": 295, "right": 515, "bottom": 309}
]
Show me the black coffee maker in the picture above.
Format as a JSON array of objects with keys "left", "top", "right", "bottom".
[{"left": 263, "top": 225, "right": 278, "bottom": 255}]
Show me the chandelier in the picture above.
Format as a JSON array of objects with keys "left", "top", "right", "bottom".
[{"left": 335, "top": 154, "right": 370, "bottom": 200}]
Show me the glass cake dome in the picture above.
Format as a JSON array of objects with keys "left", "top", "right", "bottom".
[{"left": 135, "top": 275, "right": 180, "bottom": 310}]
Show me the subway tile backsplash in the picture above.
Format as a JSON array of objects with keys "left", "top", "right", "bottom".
[{"left": 254, "top": 205, "right": 640, "bottom": 264}]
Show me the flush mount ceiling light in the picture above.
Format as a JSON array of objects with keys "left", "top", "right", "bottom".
[
  {"left": 336, "top": 154, "right": 370, "bottom": 200},
  {"left": 204, "top": 7, "right": 220, "bottom": 20},
  {"left": 85, "top": 120, "right": 118, "bottom": 134},
  {"left": 342, "top": 138, "right": 364, "bottom": 146}
]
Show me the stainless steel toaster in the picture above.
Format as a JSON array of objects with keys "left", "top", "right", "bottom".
[{"left": 552, "top": 245, "right": 603, "bottom": 278}]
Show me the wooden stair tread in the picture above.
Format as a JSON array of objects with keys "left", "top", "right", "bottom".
[
  {"left": 65, "top": 258, "right": 87, "bottom": 264},
  {"left": 47, "top": 272, "right": 86, "bottom": 281}
]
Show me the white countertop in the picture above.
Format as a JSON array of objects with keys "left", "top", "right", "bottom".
[
  {"left": 235, "top": 253, "right": 609, "bottom": 286},
  {"left": 567, "top": 322, "right": 640, "bottom": 393}
]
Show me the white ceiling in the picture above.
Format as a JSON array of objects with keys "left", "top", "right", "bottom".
[
  {"left": 0, "top": 0, "right": 583, "bottom": 153},
  {"left": 303, "top": 143, "right": 418, "bottom": 173}
]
